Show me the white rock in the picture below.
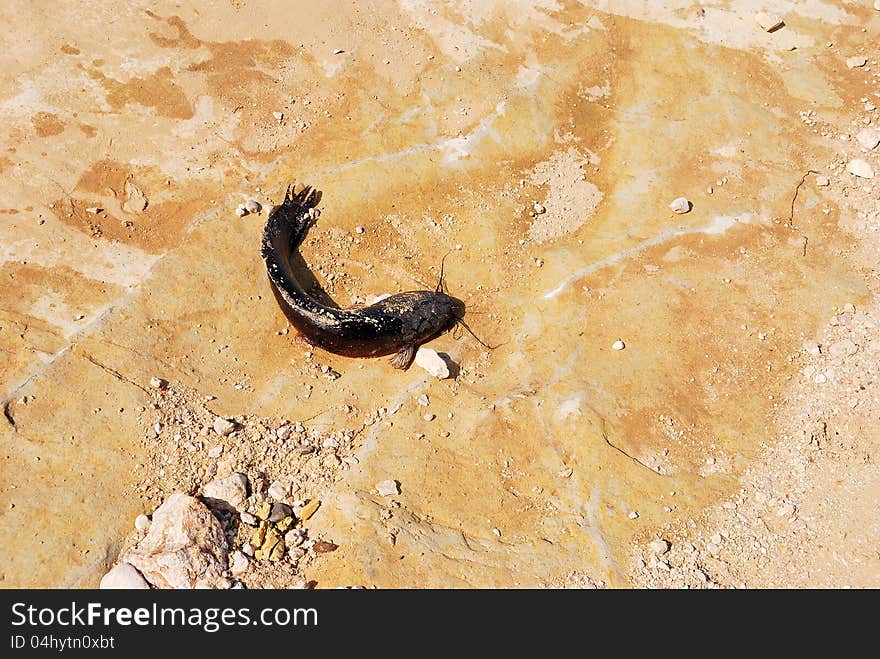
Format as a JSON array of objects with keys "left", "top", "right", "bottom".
[
  {"left": 856, "top": 128, "right": 880, "bottom": 150},
  {"left": 417, "top": 394, "right": 429, "bottom": 406},
  {"left": 846, "top": 56, "right": 867, "bottom": 69},
  {"left": 235, "top": 205, "right": 248, "bottom": 217},
  {"left": 333, "top": 48, "right": 345, "bottom": 55},
  {"left": 648, "top": 539, "right": 670, "bottom": 554},
  {"left": 240, "top": 511, "right": 258, "bottom": 526},
  {"left": 754, "top": 12, "right": 784, "bottom": 32},
  {"left": 415, "top": 347, "right": 450, "bottom": 378},
  {"left": 207, "top": 445, "right": 223, "bottom": 458},
  {"left": 134, "top": 514, "right": 151, "bottom": 532},
  {"left": 612, "top": 339, "right": 625, "bottom": 351},
  {"left": 669, "top": 197, "right": 691, "bottom": 214},
  {"left": 847, "top": 159, "right": 874, "bottom": 178},
  {"left": 376, "top": 479, "right": 400, "bottom": 496},
  {"left": 875, "top": 0, "right": 880, "bottom": 11},
  {"left": 213, "top": 416, "right": 235, "bottom": 436},
  {"left": 149, "top": 376, "right": 167, "bottom": 389},
  {"left": 815, "top": 175, "right": 830, "bottom": 187},
  {"left": 244, "top": 199, "right": 262, "bottom": 214},
  {"left": 268, "top": 480, "right": 286, "bottom": 501},
  {"left": 814, "top": 373, "right": 827, "bottom": 384},
  {"left": 424, "top": 413, "right": 436, "bottom": 421},
  {"left": 628, "top": 511, "right": 640, "bottom": 520},
  {"left": 99, "top": 562, "right": 150, "bottom": 589},
  {"left": 241, "top": 542, "right": 255, "bottom": 556},
  {"left": 533, "top": 202, "right": 546, "bottom": 214},
  {"left": 230, "top": 551, "right": 250, "bottom": 576},
  {"left": 272, "top": 111, "right": 284, "bottom": 122},
  {"left": 201, "top": 472, "right": 249, "bottom": 511},
  {"left": 124, "top": 493, "right": 230, "bottom": 589},
  {"left": 355, "top": 226, "right": 365, "bottom": 234},
  {"left": 803, "top": 340, "right": 821, "bottom": 355}
]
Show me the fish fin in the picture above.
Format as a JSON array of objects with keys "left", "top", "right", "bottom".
[{"left": 389, "top": 344, "right": 417, "bottom": 370}]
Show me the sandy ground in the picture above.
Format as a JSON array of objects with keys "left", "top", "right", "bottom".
[{"left": 1, "top": 1, "right": 878, "bottom": 588}]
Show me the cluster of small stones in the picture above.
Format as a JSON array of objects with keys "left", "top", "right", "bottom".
[{"left": 127, "top": 382, "right": 358, "bottom": 587}]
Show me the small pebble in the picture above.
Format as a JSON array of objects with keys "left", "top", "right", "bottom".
[
  {"left": 285, "top": 528, "right": 306, "bottom": 547},
  {"left": 207, "top": 445, "right": 223, "bottom": 458},
  {"left": 815, "top": 175, "right": 830, "bottom": 187},
  {"left": 424, "top": 413, "right": 436, "bottom": 421},
  {"left": 648, "top": 539, "right": 670, "bottom": 554},
  {"left": 847, "top": 159, "right": 874, "bottom": 179},
  {"left": 230, "top": 551, "right": 250, "bottom": 576},
  {"left": 149, "top": 376, "right": 167, "bottom": 389},
  {"left": 535, "top": 258, "right": 543, "bottom": 267},
  {"left": 244, "top": 199, "right": 262, "bottom": 214},
  {"left": 814, "top": 373, "right": 827, "bottom": 384},
  {"left": 272, "top": 111, "right": 284, "bottom": 122},
  {"left": 298, "top": 499, "right": 321, "bottom": 520},
  {"left": 134, "top": 514, "right": 151, "bottom": 532},
  {"left": 268, "top": 481, "right": 286, "bottom": 501},
  {"left": 268, "top": 502, "right": 292, "bottom": 522},
  {"left": 415, "top": 347, "right": 450, "bottom": 378},
  {"left": 628, "top": 511, "right": 639, "bottom": 520},
  {"left": 213, "top": 417, "right": 235, "bottom": 436},
  {"left": 533, "top": 202, "right": 546, "bottom": 214},
  {"left": 312, "top": 540, "right": 338, "bottom": 553},
  {"left": 333, "top": 48, "right": 344, "bottom": 55},
  {"left": 417, "top": 394, "right": 429, "bottom": 406},
  {"left": 669, "top": 197, "right": 691, "bottom": 214},
  {"left": 845, "top": 56, "right": 868, "bottom": 69},
  {"left": 612, "top": 339, "right": 625, "bottom": 351},
  {"left": 376, "top": 479, "right": 400, "bottom": 496},
  {"left": 240, "top": 512, "right": 258, "bottom": 526},
  {"left": 235, "top": 205, "right": 247, "bottom": 217},
  {"left": 856, "top": 127, "right": 880, "bottom": 150},
  {"left": 355, "top": 226, "right": 365, "bottom": 234}
]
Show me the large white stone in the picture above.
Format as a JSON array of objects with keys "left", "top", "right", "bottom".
[
  {"left": 99, "top": 562, "right": 150, "bottom": 589},
  {"left": 124, "top": 493, "right": 230, "bottom": 589}
]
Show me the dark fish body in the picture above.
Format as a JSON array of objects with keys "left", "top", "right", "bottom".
[{"left": 261, "top": 185, "right": 464, "bottom": 369}]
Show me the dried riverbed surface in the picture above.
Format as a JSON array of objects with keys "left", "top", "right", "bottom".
[{"left": 1, "top": 1, "right": 878, "bottom": 588}]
